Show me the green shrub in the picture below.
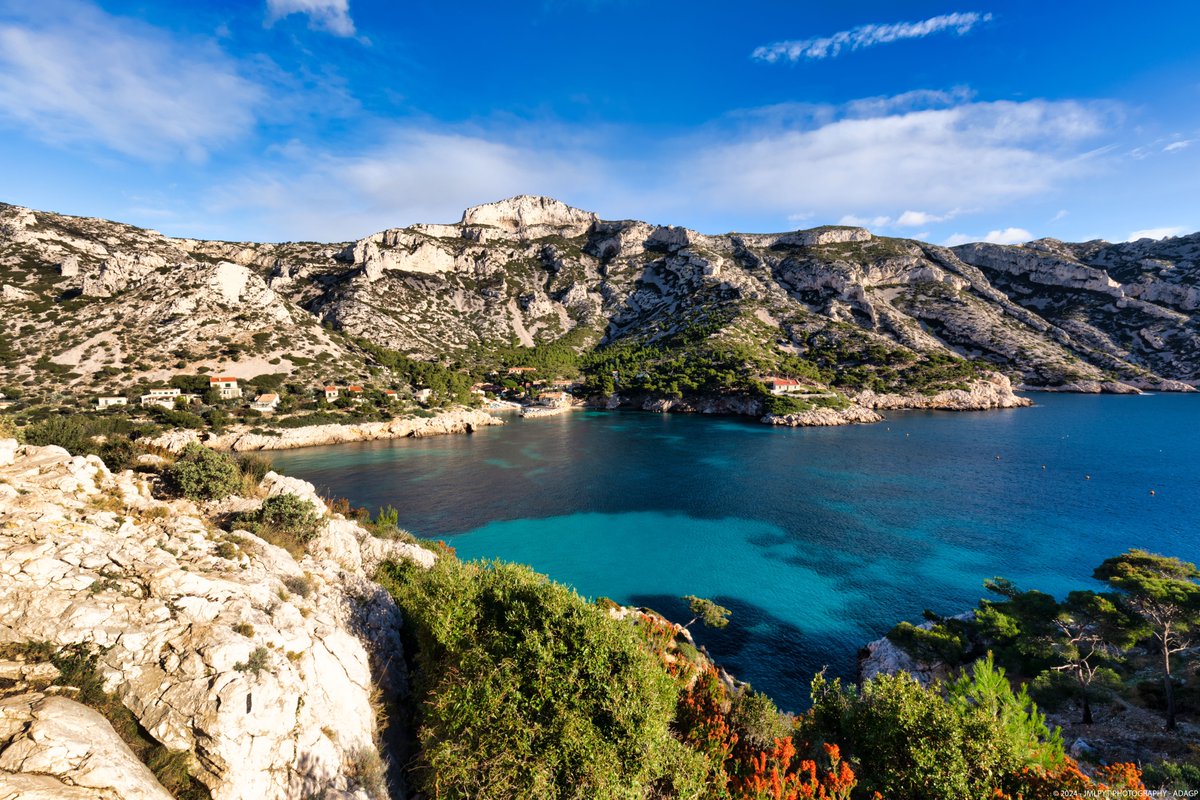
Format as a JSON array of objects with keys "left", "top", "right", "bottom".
[
  {"left": 728, "top": 687, "right": 792, "bottom": 751},
  {"left": 803, "top": 662, "right": 1065, "bottom": 800},
  {"left": 164, "top": 444, "right": 241, "bottom": 501},
  {"left": 240, "top": 493, "right": 322, "bottom": 543},
  {"left": 235, "top": 453, "right": 273, "bottom": 484},
  {"left": 376, "top": 557, "right": 700, "bottom": 799},
  {"left": 234, "top": 646, "right": 270, "bottom": 676},
  {"left": 1143, "top": 760, "right": 1200, "bottom": 791}
]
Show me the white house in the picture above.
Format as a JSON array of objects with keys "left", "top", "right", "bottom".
[
  {"left": 139, "top": 388, "right": 181, "bottom": 409},
  {"left": 209, "top": 376, "right": 242, "bottom": 400},
  {"left": 96, "top": 396, "right": 128, "bottom": 409},
  {"left": 413, "top": 388, "right": 433, "bottom": 404},
  {"left": 536, "top": 391, "right": 571, "bottom": 407},
  {"left": 322, "top": 385, "right": 339, "bottom": 402},
  {"left": 764, "top": 377, "right": 805, "bottom": 395},
  {"left": 251, "top": 393, "right": 280, "bottom": 413},
  {"left": 383, "top": 389, "right": 399, "bottom": 402}
]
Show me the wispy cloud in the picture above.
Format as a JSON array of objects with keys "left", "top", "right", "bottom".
[
  {"left": 1164, "top": 139, "right": 1193, "bottom": 153},
  {"left": 0, "top": 1, "right": 262, "bottom": 161},
  {"left": 839, "top": 213, "right": 892, "bottom": 228},
  {"left": 1050, "top": 209, "right": 1069, "bottom": 222},
  {"left": 672, "top": 98, "right": 1115, "bottom": 225},
  {"left": 208, "top": 126, "right": 614, "bottom": 240},
  {"left": 943, "top": 227, "right": 1033, "bottom": 246},
  {"left": 896, "top": 209, "right": 957, "bottom": 227},
  {"left": 753, "top": 12, "right": 992, "bottom": 63},
  {"left": 209, "top": 92, "right": 1118, "bottom": 241},
  {"left": 266, "top": 0, "right": 356, "bottom": 37},
  {"left": 1127, "top": 226, "right": 1186, "bottom": 241}
]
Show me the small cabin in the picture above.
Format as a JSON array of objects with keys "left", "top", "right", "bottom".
[
  {"left": 322, "top": 385, "right": 339, "bottom": 402},
  {"left": 413, "top": 388, "right": 433, "bottom": 403},
  {"left": 96, "top": 396, "right": 129, "bottom": 409}
]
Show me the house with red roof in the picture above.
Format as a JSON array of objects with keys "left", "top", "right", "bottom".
[{"left": 209, "top": 376, "right": 242, "bottom": 400}]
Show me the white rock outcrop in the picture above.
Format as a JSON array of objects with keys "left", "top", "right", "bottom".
[
  {"left": 460, "top": 195, "right": 598, "bottom": 239},
  {"left": 853, "top": 372, "right": 1032, "bottom": 411},
  {"left": 0, "top": 441, "right": 431, "bottom": 799},
  {"left": 0, "top": 694, "right": 173, "bottom": 800},
  {"left": 762, "top": 405, "right": 884, "bottom": 427}
]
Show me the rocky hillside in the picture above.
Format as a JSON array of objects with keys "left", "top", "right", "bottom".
[
  {"left": 0, "top": 438, "right": 434, "bottom": 799},
  {"left": 2, "top": 196, "right": 1197, "bottom": 403}
]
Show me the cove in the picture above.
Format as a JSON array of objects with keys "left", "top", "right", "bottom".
[{"left": 267, "top": 394, "right": 1200, "bottom": 711}]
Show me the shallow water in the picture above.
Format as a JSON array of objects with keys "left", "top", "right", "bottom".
[{"left": 268, "top": 394, "right": 1200, "bottom": 710}]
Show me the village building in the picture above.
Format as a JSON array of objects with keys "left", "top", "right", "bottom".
[
  {"left": 413, "top": 388, "right": 433, "bottom": 403},
  {"left": 535, "top": 390, "right": 571, "bottom": 407},
  {"left": 550, "top": 379, "right": 578, "bottom": 389},
  {"left": 346, "top": 385, "right": 364, "bottom": 404},
  {"left": 139, "top": 388, "right": 182, "bottom": 409},
  {"left": 95, "top": 396, "right": 128, "bottom": 409},
  {"left": 209, "top": 376, "right": 242, "bottom": 400},
  {"left": 763, "top": 377, "right": 806, "bottom": 395},
  {"left": 505, "top": 366, "right": 537, "bottom": 376},
  {"left": 251, "top": 393, "right": 280, "bottom": 413},
  {"left": 383, "top": 389, "right": 399, "bottom": 402},
  {"left": 322, "top": 385, "right": 339, "bottom": 402}
]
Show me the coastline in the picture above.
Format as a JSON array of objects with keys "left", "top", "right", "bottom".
[{"left": 147, "top": 407, "right": 504, "bottom": 453}]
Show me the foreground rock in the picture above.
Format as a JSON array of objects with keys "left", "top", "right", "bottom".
[
  {"left": 0, "top": 694, "right": 173, "bottom": 800},
  {"left": 0, "top": 440, "right": 433, "bottom": 799}
]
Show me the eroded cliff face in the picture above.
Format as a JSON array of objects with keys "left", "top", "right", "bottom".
[
  {"left": 2, "top": 197, "right": 1198, "bottom": 399},
  {"left": 0, "top": 440, "right": 432, "bottom": 799}
]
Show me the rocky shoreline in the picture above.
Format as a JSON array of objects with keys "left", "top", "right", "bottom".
[
  {"left": 147, "top": 407, "right": 504, "bottom": 453},
  {"left": 610, "top": 372, "right": 1030, "bottom": 428},
  {"left": 0, "top": 439, "right": 434, "bottom": 799}
]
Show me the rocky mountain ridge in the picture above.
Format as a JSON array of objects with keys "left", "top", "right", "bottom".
[{"left": 2, "top": 197, "right": 1198, "bottom": 406}]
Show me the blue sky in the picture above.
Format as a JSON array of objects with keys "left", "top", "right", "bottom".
[{"left": 1, "top": 1, "right": 1197, "bottom": 245}]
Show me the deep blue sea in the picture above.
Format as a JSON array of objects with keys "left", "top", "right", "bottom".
[{"left": 268, "top": 394, "right": 1199, "bottom": 710}]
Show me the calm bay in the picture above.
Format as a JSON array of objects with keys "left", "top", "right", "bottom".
[{"left": 268, "top": 394, "right": 1200, "bottom": 710}]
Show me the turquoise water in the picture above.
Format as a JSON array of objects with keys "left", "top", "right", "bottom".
[{"left": 268, "top": 395, "right": 1200, "bottom": 710}]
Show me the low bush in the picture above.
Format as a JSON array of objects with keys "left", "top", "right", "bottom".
[
  {"left": 376, "top": 557, "right": 701, "bottom": 799},
  {"left": 163, "top": 444, "right": 241, "bottom": 501},
  {"left": 237, "top": 494, "right": 323, "bottom": 557}
]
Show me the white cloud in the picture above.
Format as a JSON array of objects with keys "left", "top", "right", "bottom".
[
  {"left": 1164, "top": 140, "right": 1193, "bottom": 153},
  {"left": 895, "top": 209, "right": 956, "bottom": 227},
  {"left": 942, "top": 227, "right": 1033, "bottom": 246},
  {"left": 204, "top": 92, "right": 1120, "bottom": 241},
  {"left": 266, "top": 0, "right": 356, "bottom": 37},
  {"left": 1050, "top": 209, "right": 1069, "bottom": 222},
  {"left": 753, "top": 12, "right": 992, "bottom": 63},
  {"left": 984, "top": 227, "right": 1032, "bottom": 244},
  {"left": 1127, "top": 226, "right": 1186, "bottom": 241},
  {"left": 208, "top": 127, "right": 614, "bottom": 240},
  {"left": 0, "top": 2, "right": 261, "bottom": 161},
  {"left": 839, "top": 213, "right": 892, "bottom": 228},
  {"left": 671, "top": 98, "right": 1115, "bottom": 222}
]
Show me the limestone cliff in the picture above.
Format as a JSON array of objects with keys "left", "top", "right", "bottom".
[
  {"left": 2, "top": 198, "right": 1197, "bottom": 402},
  {"left": 0, "top": 440, "right": 432, "bottom": 799}
]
